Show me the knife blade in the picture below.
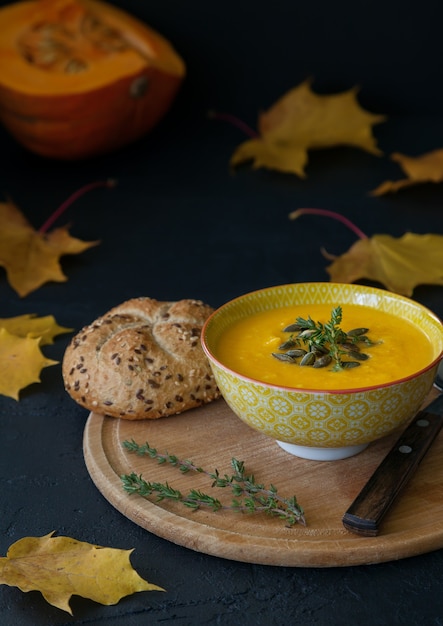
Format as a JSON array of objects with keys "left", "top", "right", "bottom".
[{"left": 342, "top": 392, "right": 443, "bottom": 537}]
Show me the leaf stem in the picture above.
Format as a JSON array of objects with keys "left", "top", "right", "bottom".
[
  {"left": 207, "top": 110, "right": 259, "bottom": 138},
  {"left": 288, "top": 208, "right": 368, "bottom": 240},
  {"left": 38, "top": 179, "right": 116, "bottom": 233}
]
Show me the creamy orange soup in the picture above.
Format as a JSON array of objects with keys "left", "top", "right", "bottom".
[{"left": 215, "top": 304, "right": 434, "bottom": 390}]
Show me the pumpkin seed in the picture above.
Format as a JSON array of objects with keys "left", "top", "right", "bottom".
[
  {"left": 278, "top": 339, "right": 297, "bottom": 350},
  {"left": 299, "top": 329, "right": 317, "bottom": 339},
  {"left": 339, "top": 342, "right": 360, "bottom": 352},
  {"left": 300, "top": 352, "right": 316, "bottom": 366},
  {"left": 82, "top": 14, "right": 128, "bottom": 53},
  {"left": 65, "top": 58, "right": 88, "bottom": 73},
  {"left": 357, "top": 336, "right": 371, "bottom": 344},
  {"left": 35, "top": 50, "right": 58, "bottom": 66},
  {"left": 341, "top": 361, "right": 361, "bottom": 369},
  {"left": 312, "top": 355, "right": 332, "bottom": 368},
  {"left": 347, "top": 328, "right": 369, "bottom": 337},
  {"left": 310, "top": 344, "right": 328, "bottom": 355},
  {"left": 347, "top": 350, "right": 369, "bottom": 361},
  {"left": 285, "top": 348, "right": 307, "bottom": 358},
  {"left": 272, "top": 353, "right": 296, "bottom": 363},
  {"left": 283, "top": 323, "right": 302, "bottom": 333}
]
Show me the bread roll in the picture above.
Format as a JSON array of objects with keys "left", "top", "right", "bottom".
[{"left": 62, "top": 297, "right": 220, "bottom": 419}]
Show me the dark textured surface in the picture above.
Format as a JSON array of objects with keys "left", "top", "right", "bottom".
[{"left": 1, "top": 0, "right": 443, "bottom": 623}]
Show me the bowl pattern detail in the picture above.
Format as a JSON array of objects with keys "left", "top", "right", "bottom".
[{"left": 210, "top": 362, "right": 437, "bottom": 447}]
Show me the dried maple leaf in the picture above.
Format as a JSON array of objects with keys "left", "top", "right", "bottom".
[
  {"left": 289, "top": 208, "right": 443, "bottom": 296},
  {"left": 0, "top": 199, "right": 99, "bottom": 297},
  {"left": 371, "top": 149, "right": 443, "bottom": 195},
  {"left": 0, "top": 532, "right": 164, "bottom": 615},
  {"left": 0, "top": 314, "right": 71, "bottom": 399},
  {"left": 0, "top": 314, "right": 72, "bottom": 345},
  {"left": 228, "top": 80, "right": 386, "bottom": 177},
  {"left": 324, "top": 233, "right": 443, "bottom": 296},
  {"left": 0, "top": 328, "right": 58, "bottom": 400},
  {"left": 0, "top": 181, "right": 114, "bottom": 297}
]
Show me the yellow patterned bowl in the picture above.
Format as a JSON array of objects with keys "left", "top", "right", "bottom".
[{"left": 202, "top": 283, "right": 443, "bottom": 461}]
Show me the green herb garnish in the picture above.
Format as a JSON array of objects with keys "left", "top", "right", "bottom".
[
  {"left": 121, "top": 440, "right": 305, "bottom": 527},
  {"left": 272, "top": 305, "right": 376, "bottom": 371}
]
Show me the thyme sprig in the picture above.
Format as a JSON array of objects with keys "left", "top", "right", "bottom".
[
  {"left": 275, "top": 305, "right": 376, "bottom": 371},
  {"left": 121, "top": 440, "right": 305, "bottom": 527}
]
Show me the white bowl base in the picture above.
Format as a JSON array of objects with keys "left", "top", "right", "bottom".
[{"left": 276, "top": 440, "right": 368, "bottom": 461}]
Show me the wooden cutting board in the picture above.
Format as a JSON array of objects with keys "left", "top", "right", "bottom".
[{"left": 83, "top": 388, "right": 443, "bottom": 567}]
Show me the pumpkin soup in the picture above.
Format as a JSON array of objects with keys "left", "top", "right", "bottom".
[{"left": 215, "top": 303, "right": 434, "bottom": 390}]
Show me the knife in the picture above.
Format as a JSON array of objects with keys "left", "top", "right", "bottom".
[{"left": 342, "top": 373, "right": 443, "bottom": 537}]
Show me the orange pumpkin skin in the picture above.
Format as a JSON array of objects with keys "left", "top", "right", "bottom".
[{"left": 0, "top": 0, "right": 186, "bottom": 159}]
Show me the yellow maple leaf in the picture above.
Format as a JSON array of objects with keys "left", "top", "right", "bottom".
[
  {"left": 324, "top": 233, "right": 443, "bottom": 296},
  {"left": 230, "top": 80, "right": 386, "bottom": 177},
  {"left": 0, "top": 327, "right": 58, "bottom": 400},
  {"left": 0, "top": 314, "right": 72, "bottom": 345},
  {"left": 289, "top": 209, "right": 443, "bottom": 296},
  {"left": 0, "top": 198, "right": 99, "bottom": 297},
  {"left": 0, "top": 532, "right": 164, "bottom": 615},
  {"left": 371, "top": 149, "right": 443, "bottom": 195}
]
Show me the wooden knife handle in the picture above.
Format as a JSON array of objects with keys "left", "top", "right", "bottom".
[{"left": 342, "top": 409, "right": 443, "bottom": 536}]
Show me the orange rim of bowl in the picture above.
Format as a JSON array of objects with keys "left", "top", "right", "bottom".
[{"left": 201, "top": 283, "right": 443, "bottom": 396}]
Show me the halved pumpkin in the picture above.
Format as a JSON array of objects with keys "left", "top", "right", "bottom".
[{"left": 0, "top": 0, "right": 186, "bottom": 159}]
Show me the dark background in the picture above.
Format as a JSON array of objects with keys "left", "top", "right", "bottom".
[{"left": 0, "top": 0, "right": 443, "bottom": 624}]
